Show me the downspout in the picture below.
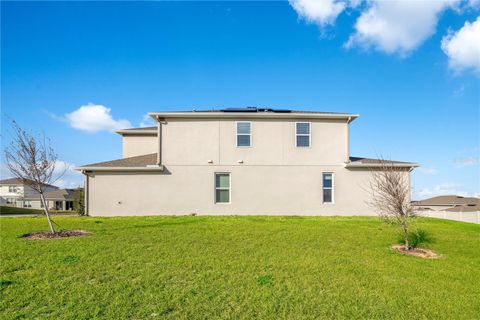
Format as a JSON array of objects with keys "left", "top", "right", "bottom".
[
  {"left": 408, "top": 166, "right": 415, "bottom": 204},
  {"left": 83, "top": 171, "right": 89, "bottom": 216},
  {"left": 156, "top": 116, "right": 163, "bottom": 166},
  {"left": 346, "top": 116, "right": 352, "bottom": 163}
]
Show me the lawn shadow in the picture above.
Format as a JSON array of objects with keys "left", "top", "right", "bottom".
[{"left": 0, "top": 280, "right": 15, "bottom": 291}]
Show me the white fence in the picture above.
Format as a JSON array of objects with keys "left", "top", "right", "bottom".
[{"left": 418, "top": 210, "right": 480, "bottom": 224}]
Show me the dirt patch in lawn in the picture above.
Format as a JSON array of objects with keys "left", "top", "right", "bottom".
[
  {"left": 392, "top": 245, "right": 439, "bottom": 259},
  {"left": 23, "top": 230, "right": 90, "bottom": 240}
]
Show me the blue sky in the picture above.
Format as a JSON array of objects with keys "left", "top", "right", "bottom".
[{"left": 1, "top": 1, "right": 479, "bottom": 198}]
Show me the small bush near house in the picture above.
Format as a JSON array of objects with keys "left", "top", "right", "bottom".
[
  {"left": 398, "top": 229, "right": 435, "bottom": 248},
  {"left": 73, "top": 189, "right": 85, "bottom": 216}
]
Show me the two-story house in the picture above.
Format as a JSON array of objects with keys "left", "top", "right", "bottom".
[
  {"left": 0, "top": 178, "right": 79, "bottom": 211},
  {"left": 76, "top": 108, "right": 418, "bottom": 216}
]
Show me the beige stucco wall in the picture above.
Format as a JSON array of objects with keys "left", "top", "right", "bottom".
[
  {"left": 86, "top": 166, "right": 410, "bottom": 216},
  {"left": 161, "top": 119, "right": 349, "bottom": 165},
  {"left": 89, "top": 117, "right": 413, "bottom": 217},
  {"left": 27, "top": 200, "right": 44, "bottom": 210},
  {"left": 122, "top": 135, "right": 158, "bottom": 158}
]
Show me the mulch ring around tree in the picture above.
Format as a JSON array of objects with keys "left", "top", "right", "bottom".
[
  {"left": 22, "top": 230, "right": 90, "bottom": 240},
  {"left": 392, "top": 245, "right": 439, "bottom": 259}
]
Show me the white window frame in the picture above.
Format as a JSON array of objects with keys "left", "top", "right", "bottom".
[
  {"left": 6, "top": 198, "right": 16, "bottom": 205},
  {"left": 322, "top": 172, "right": 334, "bottom": 204},
  {"left": 8, "top": 186, "right": 17, "bottom": 193},
  {"left": 236, "top": 121, "right": 252, "bottom": 147},
  {"left": 214, "top": 172, "right": 231, "bottom": 204},
  {"left": 23, "top": 200, "right": 32, "bottom": 208},
  {"left": 295, "top": 122, "right": 311, "bottom": 148}
]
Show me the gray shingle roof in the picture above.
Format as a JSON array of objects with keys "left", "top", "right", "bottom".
[
  {"left": 24, "top": 189, "right": 81, "bottom": 200},
  {"left": 413, "top": 195, "right": 479, "bottom": 206},
  {"left": 348, "top": 157, "right": 418, "bottom": 167},
  {"left": 0, "top": 177, "right": 58, "bottom": 189},
  {"left": 80, "top": 153, "right": 157, "bottom": 168},
  {"left": 122, "top": 126, "right": 156, "bottom": 131},
  {"left": 80, "top": 154, "right": 416, "bottom": 169}
]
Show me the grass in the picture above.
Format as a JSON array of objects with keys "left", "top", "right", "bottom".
[
  {"left": 0, "top": 206, "right": 78, "bottom": 216},
  {"left": 0, "top": 206, "right": 43, "bottom": 215},
  {"left": 0, "top": 216, "right": 479, "bottom": 319}
]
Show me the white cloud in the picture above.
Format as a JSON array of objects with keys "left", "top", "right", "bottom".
[
  {"left": 348, "top": 0, "right": 362, "bottom": 9},
  {"left": 52, "top": 160, "right": 84, "bottom": 189},
  {"left": 454, "top": 156, "right": 479, "bottom": 167},
  {"left": 417, "top": 167, "right": 438, "bottom": 175},
  {"left": 0, "top": 160, "right": 83, "bottom": 189},
  {"left": 469, "top": 0, "right": 480, "bottom": 8},
  {"left": 441, "top": 16, "right": 480, "bottom": 75},
  {"left": 65, "top": 103, "right": 131, "bottom": 133},
  {"left": 413, "top": 182, "right": 471, "bottom": 199},
  {"left": 289, "top": 0, "right": 347, "bottom": 27},
  {"left": 139, "top": 114, "right": 156, "bottom": 128},
  {"left": 345, "top": 0, "right": 459, "bottom": 55},
  {"left": 453, "top": 84, "right": 466, "bottom": 96}
]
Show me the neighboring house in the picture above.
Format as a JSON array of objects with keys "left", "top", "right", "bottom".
[
  {"left": 76, "top": 107, "right": 418, "bottom": 216},
  {"left": 23, "top": 189, "right": 79, "bottom": 211},
  {"left": 412, "top": 195, "right": 480, "bottom": 212},
  {"left": 0, "top": 178, "right": 79, "bottom": 211}
]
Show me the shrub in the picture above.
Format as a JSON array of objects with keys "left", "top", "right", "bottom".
[
  {"left": 398, "top": 229, "right": 434, "bottom": 248},
  {"left": 74, "top": 189, "right": 85, "bottom": 216}
]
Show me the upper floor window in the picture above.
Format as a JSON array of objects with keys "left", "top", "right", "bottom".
[
  {"left": 236, "top": 122, "right": 251, "bottom": 147},
  {"left": 296, "top": 122, "right": 310, "bottom": 147},
  {"left": 215, "top": 173, "right": 231, "bottom": 204},
  {"left": 8, "top": 186, "right": 17, "bottom": 193},
  {"left": 323, "top": 173, "right": 334, "bottom": 204}
]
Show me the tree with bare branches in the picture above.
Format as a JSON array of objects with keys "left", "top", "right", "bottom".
[
  {"left": 4, "top": 120, "right": 66, "bottom": 234},
  {"left": 367, "top": 159, "right": 416, "bottom": 250}
]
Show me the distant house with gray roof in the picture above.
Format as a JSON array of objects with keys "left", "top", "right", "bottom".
[
  {"left": 412, "top": 195, "right": 480, "bottom": 212},
  {"left": 0, "top": 178, "right": 81, "bottom": 211}
]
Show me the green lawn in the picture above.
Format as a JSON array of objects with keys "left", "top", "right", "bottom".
[
  {"left": 0, "top": 206, "right": 43, "bottom": 215},
  {"left": 0, "top": 206, "right": 78, "bottom": 216},
  {"left": 1, "top": 216, "right": 479, "bottom": 319}
]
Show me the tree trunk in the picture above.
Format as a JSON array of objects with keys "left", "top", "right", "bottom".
[
  {"left": 404, "top": 228, "right": 409, "bottom": 250},
  {"left": 402, "top": 215, "right": 409, "bottom": 250},
  {"left": 39, "top": 192, "right": 55, "bottom": 234}
]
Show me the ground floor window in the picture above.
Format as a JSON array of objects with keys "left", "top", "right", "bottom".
[
  {"left": 215, "top": 173, "right": 230, "bottom": 204},
  {"left": 23, "top": 200, "right": 32, "bottom": 208},
  {"left": 322, "top": 173, "right": 334, "bottom": 203},
  {"left": 6, "top": 198, "right": 16, "bottom": 205}
]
